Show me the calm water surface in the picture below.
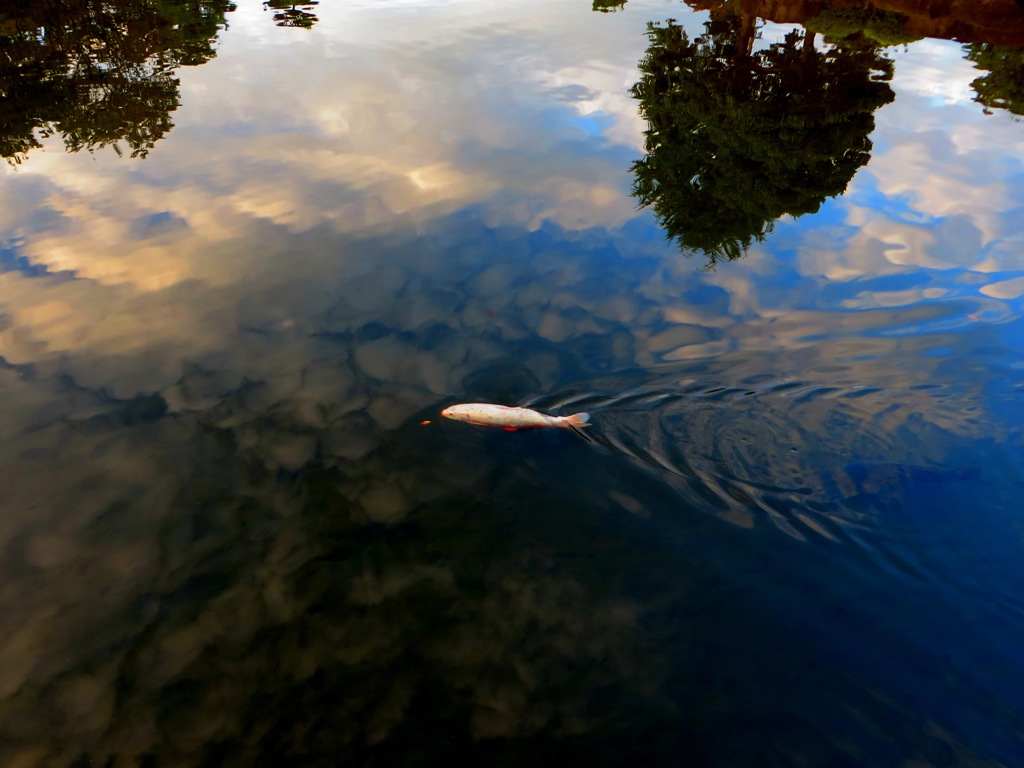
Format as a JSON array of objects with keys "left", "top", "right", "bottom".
[{"left": 2, "top": 0, "right": 1024, "bottom": 765}]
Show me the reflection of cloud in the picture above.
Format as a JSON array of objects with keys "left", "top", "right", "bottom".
[
  {"left": 0, "top": 7, "right": 1022, "bottom": 764},
  {"left": 794, "top": 38, "right": 1024, "bottom": 291},
  {"left": 1, "top": 0, "right": 660, "bottom": 297},
  {"left": 980, "top": 275, "right": 1024, "bottom": 299},
  {"left": 0, "top": 0, "right": 676, "bottom": 404},
  {"left": 889, "top": 40, "right": 976, "bottom": 106},
  {"left": 0, "top": 7, "right": 1019, "bottom": 413},
  {"left": 840, "top": 287, "right": 950, "bottom": 309},
  {"left": 537, "top": 61, "right": 647, "bottom": 151},
  {"left": 862, "top": 136, "right": 1015, "bottom": 256}
]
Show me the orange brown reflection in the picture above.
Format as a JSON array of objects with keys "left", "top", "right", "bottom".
[
  {"left": 683, "top": 0, "right": 1024, "bottom": 47},
  {"left": 687, "top": 0, "right": 1024, "bottom": 117}
]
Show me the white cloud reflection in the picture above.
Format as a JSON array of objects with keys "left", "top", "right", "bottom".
[
  {"left": 796, "top": 38, "right": 1024, "bottom": 290},
  {"left": 0, "top": 2, "right": 1021, "bottom": 401},
  {"left": 888, "top": 39, "right": 977, "bottom": 106},
  {"left": 1, "top": 9, "right": 1023, "bottom": 763}
]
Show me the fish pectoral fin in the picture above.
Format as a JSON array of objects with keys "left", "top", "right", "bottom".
[{"left": 502, "top": 426, "right": 518, "bottom": 431}]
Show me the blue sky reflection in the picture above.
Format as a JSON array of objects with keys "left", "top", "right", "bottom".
[{"left": 1, "top": 3, "right": 1024, "bottom": 763}]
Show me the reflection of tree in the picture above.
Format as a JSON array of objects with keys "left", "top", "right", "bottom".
[
  {"left": 0, "top": 0, "right": 235, "bottom": 164},
  {"left": 263, "top": 0, "right": 320, "bottom": 28},
  {"left": 593, "top": 0, "right": 628, "bottom": 12},
  {"left": 804, "top": 6, "right": 921, "bottom": 47},
  {"left": 630, "top": 17, "right": 895, "bottom": 265},
  {"left": 966, "top": 43, "right": 1024, "bottom": 117}
]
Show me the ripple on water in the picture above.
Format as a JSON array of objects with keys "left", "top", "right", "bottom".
[{"left": 538, "top": 361, "right": 992, "bottom": 555}]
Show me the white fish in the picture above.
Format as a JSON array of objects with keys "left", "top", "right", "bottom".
[{"left": 441, "top": 403, "right": 591, "bottom": 431}]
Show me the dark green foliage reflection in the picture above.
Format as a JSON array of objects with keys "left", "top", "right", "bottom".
[
  {"left": 967, "top": 42, "right": 1024, "bottom": 117},
  {"left": 263, "top": 0, "right": 320, "bottom": 29},
  {"left": 804, "top": 6, "right": 922, "bottom": 48},
  {"left": 630, "top": 17, "right": 895, "bottom": 265},
  {"left": 0, "top": 0, "right": 235, "bottom": 164}
]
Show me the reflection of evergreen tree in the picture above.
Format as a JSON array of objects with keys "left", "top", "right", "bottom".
[
  {"left": 966, "top": 43, "right": 1024, "bottom": 117},
  {"left": 630, "top": 17, "right": 895, "bottom": 264},
  {"left": 0, "top": 0, "right": 235, "bottom": 164}
]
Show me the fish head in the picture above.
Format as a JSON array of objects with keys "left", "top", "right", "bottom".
[{"left": 440, "top": 405, "right": 464, "bottom": 421}]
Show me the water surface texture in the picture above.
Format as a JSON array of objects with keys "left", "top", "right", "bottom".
[{"left": 2, "top": 0, "right": 1024, "bottom": 765}]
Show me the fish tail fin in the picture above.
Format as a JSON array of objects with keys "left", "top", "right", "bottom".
[{"left": 565, "top": 412, "right": 591, "bottom": 428}]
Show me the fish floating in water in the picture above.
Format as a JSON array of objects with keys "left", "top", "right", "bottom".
[{"left": 441, "top": 403, "right": 591, "bottom": 432}]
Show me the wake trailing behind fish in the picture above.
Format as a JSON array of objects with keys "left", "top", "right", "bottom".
[{"left": 441, "top": 403, "right": 591, "bottom": 432}]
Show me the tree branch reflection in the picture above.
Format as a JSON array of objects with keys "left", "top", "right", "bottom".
[
  {"left": 0, "top": 0, "right": 234, "bottom": 165},
  {"left": 630, "top": 15, "right": 894, "bottom": 265},
  {"left": 263, "top": 0, "right": 320, "bottom": 29}
]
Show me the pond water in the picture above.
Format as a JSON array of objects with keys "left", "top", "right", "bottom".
[{"left": 2, "top": 0, "right": 1024, "bottom": 765}]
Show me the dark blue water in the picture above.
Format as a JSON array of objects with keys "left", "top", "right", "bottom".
[{"left": 2, "top": 0, "right": 1024, "bottom": 765}]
